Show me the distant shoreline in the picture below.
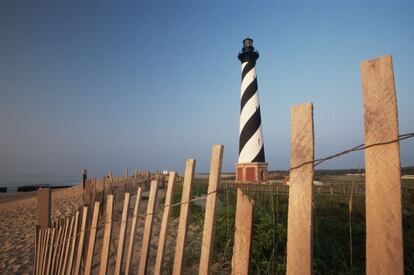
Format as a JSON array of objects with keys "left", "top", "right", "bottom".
[{"left": 0, "top": 174, "right": 79, "bottom": 193}]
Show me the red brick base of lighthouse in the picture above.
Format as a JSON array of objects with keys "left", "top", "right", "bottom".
[{"left": 235, "top": 162, "right": 268, "bottom": 183}]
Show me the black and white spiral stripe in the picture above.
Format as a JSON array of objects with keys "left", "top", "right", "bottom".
[{"left": 239, "top": 61, "right": 265, "bottom": 163}]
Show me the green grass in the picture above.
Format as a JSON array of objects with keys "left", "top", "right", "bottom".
[{"left": 164, "top": 177, "right": 414, "bottom": 274}]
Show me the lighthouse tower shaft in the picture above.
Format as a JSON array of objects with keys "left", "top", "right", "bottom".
[
  {"left": 239, "top": 62, "right": 265, "bottom": 162},
  {"left": 236, "top": 38, "right": 268, "bottom": 183}
]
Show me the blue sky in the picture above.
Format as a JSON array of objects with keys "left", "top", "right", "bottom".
[{"left": 1, "top": 0, "right": 413, "bottom": 177}]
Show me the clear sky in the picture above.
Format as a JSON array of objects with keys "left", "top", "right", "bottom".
[{"left": 1, "top": 0, "right": 413, "bottom": 178}]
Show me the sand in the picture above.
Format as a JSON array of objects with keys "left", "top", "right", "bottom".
[
  {"left": 0, "top": 180, "right": 202, "bottom": 274},
  {"left": 0, "top": 185, "right": 83, "bottom": 274}
]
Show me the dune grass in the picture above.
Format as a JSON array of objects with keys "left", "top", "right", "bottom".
[{"left": 164, "top": 176, "right": 414, "bottom": 274}]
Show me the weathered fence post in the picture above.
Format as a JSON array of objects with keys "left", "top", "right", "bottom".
[
  {"left": 138, "top": 180, "right": 158, "bottom": 275},
  {"left": 37, "top": 188, "right": 51, "bottom": 228},
  {"left": 66, "top": 211, "right": 79, "bottom": 275},
  {"left": 125, "top": 187, "right": 142, "bottom": 275},
  {"left": 50, "top": 225, "right": 62, "bottom": 274},
  {"left": 361, "top": 55, "right": 403, "bottom": 275},
  {"left": 199, "top": 144, "right": 224, "bottom": 275},
  {"left": 286, "top": 102, "right": 314, "bottom": 275},
  {"left": 45, "top": 228, "right": 55, "bottom": 275},
  {"left": 34, "top": 226, "right": 39, "bottom": 274},
  {"left": 133, "top": 168, "right": 138, "bottom": 191},
  {"left": 231, "top": 189, "right": 254, "bottom": 275},
  {"left": 57, "top": 218, "right": 69, "bottom": 274},
  {"left": 74, "top": 207, "right": 88, "bottom": 275},
  {"left": 35, "top": 188, "right": 50, "bottom": 273},
  {"left": 42, "top": 228, "right": 51, "bottom": 274},
  {"left": 154, "top": 171, "right": 176, "bottom": 275},
  {"left": 91, "top": 178, "right": 97, "bottom": 204},
  {"left": 114, "top": 192, "right": 130, "bottom": 275},
  {"left": 85, "top": 201, "right": 100, "bottom": 275},
  {"left": 108, "top": 171, "right": 114, "bottom": 194},
  {"left": 100, "top": 176, "right": 106, "bottom": 217},
  {"left": 124, "top": 168, "right": 129, "bottom": 192},
  {"left": 173, "top": 159, "right": 196, "bottom": 275},
  {"left": 61, "top": 216, "right": 74, "bottom": 274},
  {"left": 99, "top": 195, "right": 113, "bottom": 275}
]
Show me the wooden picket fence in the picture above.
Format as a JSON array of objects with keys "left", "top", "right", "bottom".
[{"left": 33, "top": 55, "right": 407, "bottom": 275}]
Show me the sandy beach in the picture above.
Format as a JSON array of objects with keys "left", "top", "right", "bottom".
[
  {"left": 0, "top": 181, "right": 177, "bottom": 274},
  {"left": 0, "top": 185, "right": 83, "bottom": 274}
]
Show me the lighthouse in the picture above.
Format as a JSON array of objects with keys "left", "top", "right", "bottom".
[{"left": 236, "top": 38, "right": 268, "bottom": 183}]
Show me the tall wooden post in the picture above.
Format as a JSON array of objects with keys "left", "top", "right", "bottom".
[
  {"left": 37, "top": 188, "right": 51, "bottom": 229},
  {"left": 361, "top": 55, "right": 403, "bottom": 275},
  {"left": 154, "top": 171, "right": 176, "bottom": 275},
  {"left": 73, "top": 207, "right": 88, "bottom": 275},
  {"left": 85, "top": 201, "right": 100, "bottom": 275},
  {"left": 99, "top": 195, "right": 113, "bottom": 275},
  {"left": 231, "top": 189, "right": 254, "bottom": 275},
  {"left": 125, "top": 187, "right": 142, "bottom": 275},
  {"left": 199, "top": 144, "right": 224, "bottom": 275},
  {"left": 138, "top": 181, "right": 158, "bottom": 275},
  {"left": 286, "top": 103, "right": 314, "bottom": 275},
  {"left": 173, "top": 159, "right": 196, "bottom": 275},
  {"left": 114, "top": 192, "right": 130, "bottom": 275}
]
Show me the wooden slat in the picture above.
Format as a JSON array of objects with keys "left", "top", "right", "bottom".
[
  {"left": 154, "top": 172, "right": 177, "bottom": 275},
  {"left": 99, "top": 195, "right": 114, "bottom": 275},
  {"left": 231, "top": 189, "right": 254, "bottom": 275},
  {"left": 361, "top": 55, "right": 403, "bottom": 275},
  {"left": 124, "top": 187, "right": 142, "bottom": 275},
  {"left": 114, "top": 193, "right": 130, "bottom": 275},
  {"left": 37, "top": 188, "right": 51, "bottom": 228},
  {"left": 84, "top": 185, "right": 94, "bottom": 264},
  {"left": 134, "top": 168, "right": 138, "bottom": 190},
  {"left": 199, "top": 144, "right": 224, "bottom": 275},
  {"left": 50, "top": 225, "right": 63, "bottom": 275},
  {"left": 61, "top": 215, "right": 75, "bottom": 274},
  {"left": 44, "top": 228, "right": 52, "bottom": 274},
  {"left": 66, "top": 211, "right": 79, "bottom": 275},
  {"left": 109, "top": 171, "right": 114, "bottom": 194},
  {"left": 74, "top": 207, "right": 88, "bottom": 275},
  {"left": 100, "top": 176, "right": 107, "bottom": 217},
  {"left": 55, "top": 220, "right": 64, "bottom": 274},
  {"left": 42, "top": 229, "right": 49, "bottom": 274},
  {"left": 172, "top": 159, "right": 196, "bottom": 275},
  {"left": 33, "top": 225, "right": 39, "bottom": 275},
  {"left": 137, "top": 180, "right": 158, "bottom": 275},
  {"left": 90, "top": 179, "right": 97, "bottom": 222},
  {"left": 85, "top": 202, "right": 100, "bottom": 275},
  {"left": 286, "top": 102, "right": 314, "bottom": 275},
  {"left": 45, "top": 228, "right": 55, "bottom": 275},
  {"left": 57, "top": 218, "right": 70, "bottom": 274},
  {"left": 37, "top": 227, "right": 43, "bottom": 275},
  {"left": 84, "top": 180, "right": 91, "bottom": 207},
  {"left": 40, "top": 228, "right": 47, "bottom": 274},
  {"left": 43, "top": 227, "right": 49, "bottom": 274}
]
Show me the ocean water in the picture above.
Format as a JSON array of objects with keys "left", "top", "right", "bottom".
[{"left": 0, "top": 174, "right": 80, "bottom": 192}]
